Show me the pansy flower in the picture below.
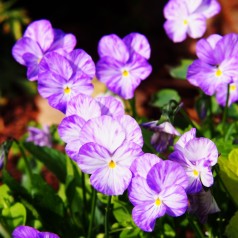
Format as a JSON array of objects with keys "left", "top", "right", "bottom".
[
  {"left": 96, "top": 33, "right": 152, "bottom": 99},
  {"left": 163, "top": 0, "right": 221, "bottom": 42},
  {"left": 12, "top": 225, "right": 59, "bottom": 238},
  {"left": 26, "top": 125, "right": 52, "bottom": 147},
  {"left": 37, "top": 52, "right": 94, "bottom": 113},
  {"left": 215, "top": 82, "right": 238, "bottom": 107},
  {"left": 187, "top": 33, "right": 238, "bottom": 96},
  {"left": 169, "top": 128, "right": 218, "bottom": 194},
  {"left": 12, "top": 19, "right": 76, "bottom": 81},
  {"left": 58, "top": 93, "right": 125, "bottom": 160},
  {"left": 76, "top": 115, "right": 144, "bottom": 195},
  {"left": 140, "top": 121, "right": 180, "bottom": 153},
  {"left": 128, "top": 159, "right": 188, "bottom": 232}
]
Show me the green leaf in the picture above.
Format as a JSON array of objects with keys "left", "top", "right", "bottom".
[
  {"left": 119, "top": 226, "right": 141, "bottom": 238},
  {"left": 225, "top": 211, "right": 238, "bottom": 238},
  {"left": 0, "top": 184, "right": 13, "bottom": 209},
  {"left": 151, "top": 89, "right": 181, "bottom": 108},
  {"left": 23, "top": 142, "right": 67, "bottom": 183},
  {"left": 113, "top": 200, "right": 132, "bottom": 226},
  {"left": 168, "top": 59, "right": 193, "bottom": 80}
]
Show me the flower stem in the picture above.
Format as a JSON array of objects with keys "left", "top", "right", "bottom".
[
  {"left": 222, "top": 84, "right": 230, "bottom": 134},
  {"left": 105, "top": 195, "right": 112, "bottom": 238},
  {"left": 187, "top": 214, "right": 205, "bottom": 238},
  {"left": 81, "top": 172, "right": 87, "bottom": 230},
  {"left": 87, "top": 188, "right": 97, "bottom": 238}
]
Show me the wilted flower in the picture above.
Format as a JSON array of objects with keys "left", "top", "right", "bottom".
[
  {"left": 26, "top": 125, "right": 52, "bottom": 147},
  {"left": 12, "top": 19, "right": 76, "bottom": 81},
  {"left": 76, "top": 115, "right": 144, "bottom": 195},
  {"left": 58, "top": 93, "right": 125, "bottom": 160},
  {"left": 215, "top": 82, "right": 238, "bottom": 107},
  {"left": 163, "top": 0, "right": 221, "bottom": 42},
  {"left": 38, "top": 52, "right": 94, "bottom": 113},
  {"left": 12, "top": 225, "right": 59, "bottom": 238},
  {"left": 187, "top": 33, "right": 238, "bottom": 96},
  {"left": 188, "top": 188, "right": 220, "bottom": 224},
  {"left": 128, "top": 159, "right": 188, "bottom": 232},
  {"left": 169, "top": 128, "right": 218, "bottom": 194},
  {"left": 96, "top": 33, "right": 152, "bottom": 99},
  {"left": 140, "top": 121, "right": 180, "bottom": 153}
]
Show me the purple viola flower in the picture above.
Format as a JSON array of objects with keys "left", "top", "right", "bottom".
[
  {"left": 12, "top": 225, "right": 60, "bottom": 238},
  {"left": 37, "top": 52, "right": 94, "bottom": 113},
  {"left": 163, "top": 0, "right": 221, "bottom": 42},
  {"left": 215, "top": 82, "right": 238, "bottom": 107},
  {"left": 58, "top": 93, "right": 125, "bottom": 159},
  {"left": 12, "top": 19, "right": 76, "bottom": 81},
  {"left": 75, "top": 115, "right": 144, "bottom": 195},
  {"left": 140, "top": 121, "right": 180, "bottom": 153},
  {"left": 169, "top": 128, "right": 218, "bottom": 194},
  {"left": 26, "top": 125, "right": 52, "bottom": 147},
  {"left": 187, "top": 33, "right": 238, "bottom": 96},
  {"left": 96, "top": 33, "right": 152, "bottom": 99},
  {"left": 188, "top": 188, "right": 220, "bottom": 224},
  {"left": 128, "top": 159, "right": 188, "bottom": 232}
]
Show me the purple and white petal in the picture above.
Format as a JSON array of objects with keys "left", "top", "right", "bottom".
[
  {"left": 97, "top": 34, "right": 129, "bottom": 62},
  {"left": 79, "top": 115, "right": 126, "bottom": 153},
  {"left": 66, "top": 94, "right": 101, "bottom": 119},
  {"left": 12, "top": 225, "right": 39, "bottom": 238},
  {"left": 184, "top": 137, "right": 218, "bottom": 165},
  {"left": 95, "top": 95, "right": 125, "bottom": 117},
  {"left": 174, "top": 128, "right": 196, "bottom": 149},
  {"left": 123, "top": 33, "right": 151, "bottom": 59},
  {"left": 160, "top": 185, "right": 188, "bottom": 217},
  {"left": 206, "top": 34, "right": 222, "bottom": 49},
  {"left": 116, "top": 115, "right": 143, "bottom": 147},
  {"left": 186, "top": 174, "right": 203, "bottom": 194},
  {"left": 24, "top": 19, "right": 54, "bottom": 52},
  {"left": 90, "top": 163, "right": 132, "bottom": 195},
  {"left": 132, "top": 202, "right": 166, "bottom": 232},
  {"left": 67, "top": 49, "right": 95, "bottom": 78},
  {"left": 130, "top": 153, "right": 161, "bottom": 178},
  {"left": 65, "top": 139, "right": 83, "bottom": 161},
  {"left": 163, "top": 0, "right": 187, "bottom": 20},
  {"left": 200, "top": 166, "right": 214, "bottom": 187},
  {"left": 187, "top": 14, "right": 206, "bottom": 39},
  {"left": 58, "top": 115, "right": 85, "bottom": 143},
  {"left": 39, "top": 232, "right": 60, "bottom": 238}
]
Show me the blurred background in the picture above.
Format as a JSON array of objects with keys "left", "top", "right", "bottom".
[{"left": 0, "top": 0, "right": 237, "bottom": 142}]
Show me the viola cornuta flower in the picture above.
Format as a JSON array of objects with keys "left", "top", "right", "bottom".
[
  {"left": 76, "top": 115, "right": 144, "bottom": 195},
  {"left": 58, "top": 93, "right": 125, "bottom": 160},
  {"left": 163, "top": 0, "right": 221, "bottom": 42},
  {"left": 140, "top": 121, "right": 180, "bottom": 152},
  {"left": 12, "top": 19, "right": 76, "bottom": 81},
  {"left": 12, "top": 225, "right": 60, "bottom": 238},
  {"left": 26, "top": 125, "right": 52, "bottom": 147},
  {"left": 187, "top": 33, "right": 238, "bottom": 96},
  {"left": 37, "top": 52, "right": 94, "bottom": 113},
  {"left": 96, "top": 33, "right": 152, "bottom": 99},
  {"left": 169, "top": 128, "right": 218, "bottom": 194},
  {"left": 215, "top": 82, "right": 238, "bottom": 107},
  {"left": 128, "top": 159, "right": 188, "bottom": 232}
]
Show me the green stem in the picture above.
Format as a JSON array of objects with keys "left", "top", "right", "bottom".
[
  {"left": 222, "top": 84, "right": 230, "bottom": 134},
  {"left": 81, "top": 173, "right": 87, "bottom": 230},
  {"left": 14, "top": 140, "right": 33, "bottom": 186},
  {"left": 105, "top": 196, "right": 112, "bottom": 238},
  {"left": 87, "top": 188, "right": 97, "bottom": 238},
  {"left": 208, "top": 96, "right": 215, "bottom": 137},
  {"left": 187, "top": 215, "right": 205, "bottom": 238},
  {"left": 128, "top": 98, "right": 137, "bottom": 119}
]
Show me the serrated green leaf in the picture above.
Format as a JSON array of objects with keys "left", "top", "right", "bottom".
[
  {"left": 23, "top": 142, "right": 67, "bottom": 183},
  {"left": 225, "top": 211, "right": 238, "bottom": 238},
  {"left": 151, "top": 89, "right": 181, "bottom": 108},
  {"left": 168, "top": 59, "right": 193, "bottom": 80}
]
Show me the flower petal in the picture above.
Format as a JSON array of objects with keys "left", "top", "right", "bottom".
[
  {"left": 174, "top": 128, "right": 196, "bottom": 149},
  {"left": 187, "top": 14, "right": 206, "bottom": 39},
  {"left": 12, "top": 225, "right": 39, "bottom": 238}
]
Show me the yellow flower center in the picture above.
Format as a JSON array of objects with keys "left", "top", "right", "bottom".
[
  {"left": 64, "top": 86, "right": 71, "bottom": 94},
  {"left": 108, "top": 160, "right": 116, "bottom": 168},
  {"left": 183, "top": 19, "right": 188, "bottom": 25},
  {"left": 155, "top": 198, "right": 162, "bottom": 206},
  {"left": 230, "top": 84, "right": 236, "bottom": 91},
  {"left": 215, "top": 68, "right": 222, "bottom": 77},
  {"left": 193, "top": 169, "right": 199, "bottom": 177},
  {"left": 122, "top": 70, "right": 129, "bottom": 77}
]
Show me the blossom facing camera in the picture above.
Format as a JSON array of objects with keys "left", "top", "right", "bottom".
[
  {"left": 169, "top": 128, "right": 219, "bottom": 194},
  {"left": 163, "top": 0, "right": 221, "bottom": 43},
  {"left": 26, "top": 125, "right": 52, "bottom": 147},
  {"left": 12, "top": 225, "right": 60, "bottom": 238},
  {"left": 128, "top": 159, "right": 188, "bottom": 232},
  {"left": 12, "top": 19, "right": 76, "bottom": 81},
  {"left": 96, "top": 33, "right": 152, "bottom": 99},
  {"left": 140, "top": 121, "right": 180, "bottom": 153}
]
